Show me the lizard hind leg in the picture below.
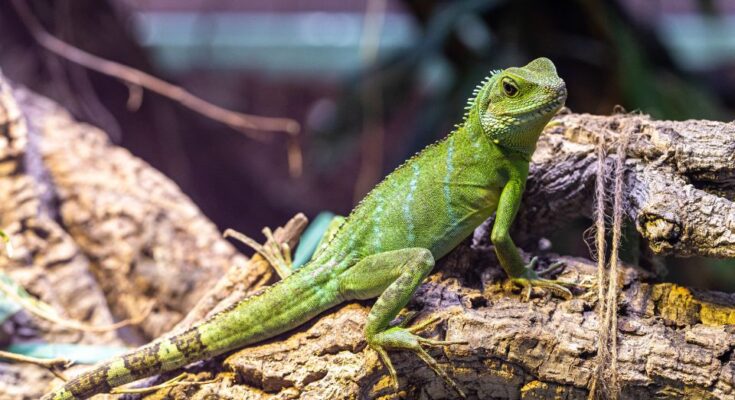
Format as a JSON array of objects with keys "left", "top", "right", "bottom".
[{"left": 338, "top": 248, "right": 467, "bottom": 398}]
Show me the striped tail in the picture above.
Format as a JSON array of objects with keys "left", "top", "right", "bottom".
[
  {"left": 42, "top": 323, "right": 220, "bottom": 400},
  {"left": 42, "top": 260, "right": 343, "bottom": 400}
]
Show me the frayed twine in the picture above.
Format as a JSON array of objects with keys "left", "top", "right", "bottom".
[{"left": 588, "top": 122, "right": 632, "bottom": 400}]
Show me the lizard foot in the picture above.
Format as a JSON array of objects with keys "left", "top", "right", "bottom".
[
  {"left": 223, "top": 227, "right": 293, "bottom": 279},
  {"left": 369, "top": 324, "right": 467, "bottom": 399},
  {"left": 260, "top": 227, "right": 293, "bottom": 272},
  {"left": 511, "top": 257, "right": 575, "bottom": 300}
]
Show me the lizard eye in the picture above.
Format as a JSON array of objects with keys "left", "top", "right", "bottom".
[{"left": 502, "top": 79, "right": 519, "bottom": 97}]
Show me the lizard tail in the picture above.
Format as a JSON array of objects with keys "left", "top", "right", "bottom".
[
  {"left": 41, "top": 323, "right": 216, "bottom": 400},
  {"left": 42, "top": 259, "right": 342, "bottom": 400}
]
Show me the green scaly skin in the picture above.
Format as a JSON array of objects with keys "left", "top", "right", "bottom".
[{"left": 43, "top": 57, "right": 568, "bottom": 400}]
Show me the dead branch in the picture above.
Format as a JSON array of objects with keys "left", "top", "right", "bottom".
[
  {"left": 10, "top": 0, "right": 300, "bottom": 139},
  {"left": 0, "top": 350, "right": 70, "bottom": 381},
  {"left": 494, "top": 112, "right": 735, "bottom": 259},
  {"left": 0, "top": 276, "right": 153, "bottom": 333}
]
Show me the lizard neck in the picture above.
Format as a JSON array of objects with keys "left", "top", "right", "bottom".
[{"left": 467, "top": 108, "right": 536, "bottom": 162}]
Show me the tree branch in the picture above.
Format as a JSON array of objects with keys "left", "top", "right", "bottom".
[
  {"left": 151, "top": 249, "right": 735, "bottom": 400},
  {"left": 502, "top": 112, "right": 735, "bottom": 258},
  {"left": 10, "top": 0, "right": 300, "bottom": 139}
]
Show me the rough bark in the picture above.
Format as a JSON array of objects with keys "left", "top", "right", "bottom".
[
  {"left": 0, "top": 72, "right": 249, "bottom": 398},
  {"left": 157, "top": 250, "right": 735, "bottom": 400},
  {"left": 0, "top": 74, "right": 734, "bottom": 399},
  {"left": 506, "top": 111, "right": 735, "bottom": 257}
]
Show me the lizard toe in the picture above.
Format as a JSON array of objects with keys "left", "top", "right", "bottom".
[{"left": 369, "top": 326, "right": 466, "bottom": 399}]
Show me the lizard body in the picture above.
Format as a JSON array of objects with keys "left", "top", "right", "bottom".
[{"left": 44, "top": 57, "right": 567, "bottom": 400}]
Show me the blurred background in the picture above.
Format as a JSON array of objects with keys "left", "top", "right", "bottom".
[{"left": 0, "top": 0, "right": 734, "bottom": 290}]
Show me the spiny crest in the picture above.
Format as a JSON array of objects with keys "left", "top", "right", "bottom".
[
  {"left": 463, "top": 69, "right": 502, "bottom": 121},
  {"left": 344, "top": 134, "right": 453, "bottom": 238},
  {"left": 336, "top": 69, "right": 504, "bottom": 246}
]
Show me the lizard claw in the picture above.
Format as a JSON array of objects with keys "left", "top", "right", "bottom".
[
  {"left": 510, "top": 257, "right": 575, "bottom": 300},
  {"left": 370, "top": 323, "right": 467, "bottom": 399}
]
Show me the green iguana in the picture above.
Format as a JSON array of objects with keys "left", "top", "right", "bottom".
[{"left": 43, "top": 57, "right": 569, "bottom": 400}]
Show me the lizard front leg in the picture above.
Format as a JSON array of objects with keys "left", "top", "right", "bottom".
[
  {"left": 339, "top": 248, "right": 466, "bottom": 398},
  {"left": 492, "top": 179, "right": 573, "bottom": 300}
]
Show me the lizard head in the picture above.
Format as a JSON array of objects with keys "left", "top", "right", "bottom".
[{"left": 471, "top": 57, "right": 567, "bottom": 155}]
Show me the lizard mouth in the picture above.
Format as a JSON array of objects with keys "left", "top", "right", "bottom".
[{"left": 513, "top": 89, "right": 567, "bottom": 121}]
